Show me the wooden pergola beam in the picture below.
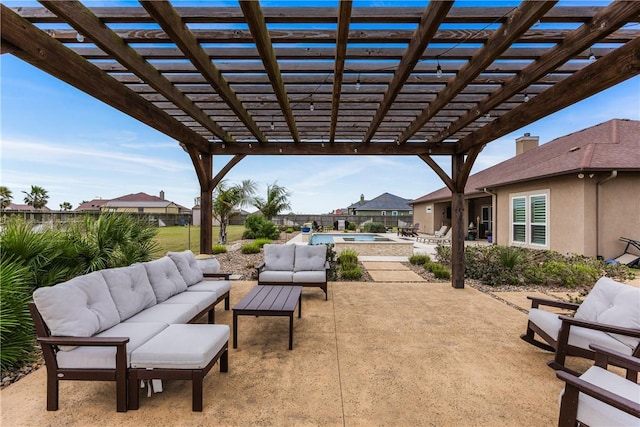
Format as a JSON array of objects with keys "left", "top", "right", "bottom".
[
  {"left": 140, "top": 1, "right": 266, "bottom": 142},
  {"left": 398, "top": 0, "right": 557, "bottom": 143},
  {"left": 39, "top": 0, "right": 233, "bottom": 143},
  {"left": 330, "top": 0, "right": 352, "bottom": 143},
  {"left": 433, "top": 0, "right": 640, "bottom": 145},
  {"left": 212, "top": 155, "right": 247, "bottom": 189},
  {"left": 209, "top": 142, "right": 456, "bottom": 156},
  {"left": 0, "top": 4, "right": 210, "bottom": 153},
  {"left": 457, "top": 36, "right": 640, "bottom": 154},
  {"left": 239, "top": 0, "right": 300, "bottom": 143},
  {"left": 363, "top": 1, "right": 453, "bottom": 143}
]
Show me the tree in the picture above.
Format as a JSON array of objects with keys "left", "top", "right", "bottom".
[
  {"left": 212, "top": 180, "right": 256, "bottom": 244},
  {"left": 22, "top": 185, "right": 49, "bottom": 209},
  {"left": 253, "top": 181, "right": 292, "bottom": 220},
  {"left": 60, "top": 202, "right": 73, "bottom": 211},
  {"left": 0, "top": 186, "right": 12, "bottom": 210}
]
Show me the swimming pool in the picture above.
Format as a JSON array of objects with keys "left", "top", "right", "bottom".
[{"left": 308, "top": 233, "right": 391, "bottom": 245}]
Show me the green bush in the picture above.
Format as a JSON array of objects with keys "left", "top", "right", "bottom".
[
  {"left": 339, "top": 265, "right": 362, "bottom": 280},
  {"left": 409, "top": 254, "right": 431, "bottom": 265},
  {"left": 0, "top": 258, "right": 35, "bottom": 370},
  {"left": 212, "top": 244, "right": 227, "bottom": 254},
  {"left": 347, "top": 222, "right": 357, "bottom": 231},
  {"left": 254, "top": 238, "right": 271, "bottom": 248},
  {"left": 361, "top": 222, "right": 386, "bottom": 233},
  {"left": 242, "top": 214, "right": 280, "bottom": 240},
  {"left": 431, "top": 263, "right": 451, "bottom": 280},
  {"left": 338, "top": 249, "right": 359, "bottom": 267},
  {"left": 286, "top": 227, "right": 294, "bottom": 234},
  {"left": 241, "top": 242, "right": 261, "bottom": 254}
]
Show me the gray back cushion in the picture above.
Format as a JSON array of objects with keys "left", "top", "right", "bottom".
[
  {"left": 143, "top": 257, "right": 188, "bottom": 303},
  {"left": 293, "top": 245, "right": 327, "bottom": 272},
  {"left": 33, "top": 271, "right": 120, "bottom": 338},
  {"left": 263, "top": 244, "right": 296, "bottom": 271},
  {"left": 101, "top": 264, "right": 157, "bottom": 321},
  {"left": 167, "top": 250, "right": 204, "bottom": 286}
]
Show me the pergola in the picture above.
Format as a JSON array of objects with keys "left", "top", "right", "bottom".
[{"left": 2, "top": 1, "right": 639, "bottom": 288}]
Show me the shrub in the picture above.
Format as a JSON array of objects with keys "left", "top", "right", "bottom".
[
  {"left": 361, "top": 222, "right": 386, "bottom": 233},
  {"left": 430, "top": 263, "right": 451, "bottom": 280},
  {"left": 347, "top": 222, "right": 357, "bottom": 231},
  {"left": 286, "top": 227, "right": 294, "bottom": 234},
  {"left": 498, "top": 246, "right": 524, "bottom": 269},
  {"left": 324, "top": 244, "right": 338, "bottom": 281},
  {"left": 338, "top": 249, "right": 359, "bottom": 267},
  {"left": 212, "top": 244, "right": 227, "bottom": 254},
  {"left": 241, "top": 242, "right": 261, "bottom": 254},
  {"left": 242, "top": 214, "right": 280, "bottom": 240},
  {"left": 339, "top": 265, "right": 362, "bottom": 280},
  {"left": 254, "top": 238, "right": 271, "bottom": 248},
  {"left": 0, "top": 258, "right": 35, "bottom": 370},
  {"left": 409, "top": 254, "right": 430, "bottom": 265},
  {"left": 435, "top": 244, "right": 452, "bottom": 265}
]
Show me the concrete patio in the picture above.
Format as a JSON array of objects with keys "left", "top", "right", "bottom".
[{"left": 1, "top": 274, "right": 599, "bottom": 427}]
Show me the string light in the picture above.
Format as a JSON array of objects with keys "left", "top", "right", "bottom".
[
  {"left": 309, "top": 97, "right": 314, "bottom": 111},
  {"left": 356, "top": 74, "right": 361, "bottom": 91},
  {"left": 270, "top": 116, "right": 275, "bottom": 130},
  {"left": 588, "top": 49, "right": 596, "bottom": 62},
  {"left": 524, "top": 92, "right": 530, "bottom": 102},
  {"left": 485, "top": 113, "right": 491, "bottom": 119},
  {"left": 76, "top": 32, "right": 85, "bottom": 42},
  {"left": 436, "top": 57, "right": 443, "bottom": 79}
]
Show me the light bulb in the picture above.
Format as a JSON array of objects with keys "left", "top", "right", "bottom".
[
  {"left": 524, "top": 92, "right": 530, "bottom": 102},
  {"left": 270, "top": 120, "right": 274, "bottom": 130},
  {"left": 354, "top": 148, "right": 358, "bottom": 153},
  {"left": 76, "top": 32, "right": 85, "bottom": 42},
  {"left": 279, "top": 147, "right": 283, "bottom": 153},
  {"left": 485, "top": 113, "right": 490, "bottom": 119},
  {"left": 356, "top": 77, "right": 361, "bottom": 91},
  {"left": 436, "top": 64, "right": 443, "bottom": 79},
  {"left": 310, "top": 101, "right": 314, "bottom": 111},
  {"left": 588, "top": 50, "right": 596, "bottom": 62},
  {"left": 248, "top": 143, "right": 252, "bottom": 148}
]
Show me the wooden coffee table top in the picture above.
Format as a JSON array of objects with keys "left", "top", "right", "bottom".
[{"left": 233, "top": 285, "right": 302, "bottom": 315}]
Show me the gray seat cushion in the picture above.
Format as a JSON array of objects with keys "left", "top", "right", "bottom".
[
  {"left": 131, "top": 324, "right": 229, "bottom": 369},
  {"left": 33, "top": 271, "right": 120, "bottom": 340},
  {"left": 259, "top": 270, "right": 294, "bottom": 283},
  {"left": 56, "top": 322, "right": 168, "bottom": 369},
  {"left": 124, "top": 303, "right": 199, "bottom": 324},
  {"left": 143, "top": 257, "right": 188, "bottom": 303},
  {"left": 292, "top": 271, "right": 326, "bottom": 283},
  {"left": 161, "top": 291, "right": 218, "bottom": 313},
  {"left": 101, "top": 264, "right": 157, "bottom": 322},
  {"left": 187, "top": 280, "right": 232, "bottom": 297}
]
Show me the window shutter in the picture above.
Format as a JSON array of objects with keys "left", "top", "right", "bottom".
[
  {"left": 530, "top": 195, "right": 547, "bottom": 245},
  {"left": 512, "top": 197, "right": 526, "bottom": 242}
]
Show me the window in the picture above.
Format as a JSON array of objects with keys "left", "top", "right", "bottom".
[
  {"left": 391, "top": 211, "right": 398, "bottom": 216},
  {"left": 510, "top": 192, "right": 548, "bottom": 247},
  {"left": 380, "top": 211, "right": 386, "bottom": 216}
]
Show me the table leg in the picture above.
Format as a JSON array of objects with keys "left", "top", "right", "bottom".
[
  {"left": 289, "top": 313, "right": 293, "bottom": 350},
  {"left": 233, "top": 311, "right": 238, "bottom": 349},
  {"left": 298, "top": 294, "right": 302, "bottom": 318}
]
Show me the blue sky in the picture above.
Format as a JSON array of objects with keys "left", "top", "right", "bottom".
[{"left": 1, "top": 3, "right": 639, "bottom": 213}]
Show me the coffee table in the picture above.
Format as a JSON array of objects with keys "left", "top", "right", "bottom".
[{"left": 233, "top": 285, "right": 302, "bottom": 350}]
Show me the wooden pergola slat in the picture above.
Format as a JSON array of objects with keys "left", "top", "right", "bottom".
[{"left": 329, "top": 0, "right": 352, "bottom": 143}]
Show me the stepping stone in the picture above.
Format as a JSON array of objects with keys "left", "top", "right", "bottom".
[
  {"left": 361, "top": 262, "right": 410, "bottom": 271},
  {"left": 368, "top": 269, "right": 426, "bottom": 282}
]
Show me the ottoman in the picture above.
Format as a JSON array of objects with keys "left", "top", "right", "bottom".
[{"left": 128, "top": 324, "right": 229, "bottom": 411}]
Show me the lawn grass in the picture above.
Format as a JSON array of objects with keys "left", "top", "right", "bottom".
[{"left": 153, "top": 225, "right": 245, "bottom": 258}]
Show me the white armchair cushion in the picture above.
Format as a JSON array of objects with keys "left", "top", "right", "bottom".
[
  {"left": 528, "top": 309, "right": 633, "bottom": 356},
  {"left": 101, "top": 264, "right": 157, "bottom": 321},
  {"left": 167, "top": 250, "right": 204, "bottom": 286},
  {"left": 565, "top": 365, "right": 640, "bottom": 427},
  {"left": 575, "top": 277, "right": 640, "bottom": 349},
  {"left": 143, "top": 257, "right": 188, "bottom": 302},
  {"left": 131, "top": 324, "right": 229, "bottom": 369},
  {"left": 293, "top": 245, "right": 327, "bottom": 272},
  {"left": 33, "top": 271, "right": 120, "bottom": 339},
  {"left": 56, "top": 322, "right": 168, "bottom": 369},
  {"left": 263, "top": 244, "right": 295, "bottom": 271}
]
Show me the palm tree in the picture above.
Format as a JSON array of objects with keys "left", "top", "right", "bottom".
[
  {"left": 0, "top": 186, "right": 12, "bottom": 211},
  {"left": 254, "top": 182, "right": 292, "bottom": 220},
  {"left": 60, "top": 202, "right": 73, "bottom": 211},
  {"left": 22, "top": 185, "right": 49, "bottom": 210},
  {"left": 212, "top": 180, "right": 256, "bottom": 244}
]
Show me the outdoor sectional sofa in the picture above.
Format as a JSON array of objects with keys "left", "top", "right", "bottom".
[
  {"left": 29, "top": 250, "right": 232, "bottom": 412},
  {"left": 256, "top": 243, "right": 329, "bottom": 300}
]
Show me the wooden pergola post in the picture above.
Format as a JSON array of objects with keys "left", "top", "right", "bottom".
[
  {"left": 450, "top": 154, "right": 466, "bottom": 289},
  {"left": 199, "top": 152, "right": 214, "bottom": 255}
]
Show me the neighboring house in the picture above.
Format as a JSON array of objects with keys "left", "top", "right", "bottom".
[
  {"left": 6, "top": 203, "right": 50, "bottom": 211},
  {"left": 411, "top": 119, "right": 640, "bottom": 260},
  {"left": 347, "top": 193, "right": 413, "bottom": 217},
  {"left": 75, "top": 198, "right": 109, "bottom": 212},
  {"left": 101, "top": 191, "right": 190, "bottom": 215}
]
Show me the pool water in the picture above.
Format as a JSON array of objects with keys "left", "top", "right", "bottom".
[{"left": 308, "top": 233, "right": 391, "bottom": 245}]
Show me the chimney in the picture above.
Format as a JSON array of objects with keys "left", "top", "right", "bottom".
[
  {"left": 360, "top": 194, "right": 365, "bottom": 203},
  {"left": 515, "top": 133, "right": 539, "bottom": 155},
  {"left": 159, "top": 190, "right": 165, "bottom": 200}
]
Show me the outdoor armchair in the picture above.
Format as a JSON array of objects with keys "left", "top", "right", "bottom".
[
  {"left": 556, "top": 344, "right": 640, "bottom": 427},
  {"left": 521, "top": 276, "right": 640, "bottom": 375}
]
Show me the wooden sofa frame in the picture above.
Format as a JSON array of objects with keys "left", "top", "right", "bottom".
[
  {"left": 520, "top": 296, "right": 640, "bottom": 377},
  {"left": 556, "top": 344, "right": 640, "bottom": 427},
  {"left": 29, "top": 272, "right": 231, "bottom": 413}
]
